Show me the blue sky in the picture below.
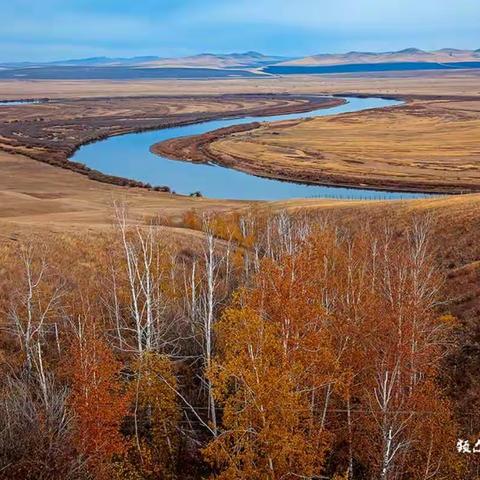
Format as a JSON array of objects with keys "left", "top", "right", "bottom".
[{"left": 1, "top": 0, "right": 479, "bottom": 61}]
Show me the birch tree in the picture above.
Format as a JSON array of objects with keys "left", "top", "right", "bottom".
[
  {"left": 5, "top": 242, "right": 63, "bottom": 370},
  {"left": 111, "top": 204, "right": 178, "bottom": 355}
]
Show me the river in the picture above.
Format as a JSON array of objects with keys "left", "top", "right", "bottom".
[
  {"left": 70, "top": 96, "right": 430, "bottom": 201},
  {"left": 0, "top": 100, "right": 44, "bottom": 105}
]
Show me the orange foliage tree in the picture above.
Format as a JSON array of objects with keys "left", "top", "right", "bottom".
[
  {"left": 64, "top": 318, "right": 131, "bottom": 479},
  {"left": 206, "top": 218, "right": 463, "bottom": 480},
  {"left": 204, "top": 303, "right": 328, "bottom": 479},
  {"left": 119, "top": 352, "right": 180, "bottom": 480}
]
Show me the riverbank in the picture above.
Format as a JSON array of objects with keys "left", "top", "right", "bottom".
[
  {"left": 0, "top": 149, "right": 250, "bottom": 239},
  {"left": 0, "top": 94, "right": 342, "bottom": 191},
  {"left": 77, "top": 96, "right": 418, "bottom": 200},
  {"left": 152, "top": 97, "right": 480, "bottom": 194}
]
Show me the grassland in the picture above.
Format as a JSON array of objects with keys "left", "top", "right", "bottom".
[
  {"left": 0, "top": 69, "right": 479, "bottom": 99},
  {"left": 183, "top": 97, "right": 480, "bottom": 193},
  {"left": 1, "top": 70, "right": 480, "bottom": 235},
  {"left": 0, "top": 93, "right": 338, "bottom": 189}
]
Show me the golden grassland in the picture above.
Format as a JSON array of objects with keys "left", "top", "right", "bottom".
[
  {"left": 0, "top": 69, "right": 479, "bottom": 99},
  {"left": 206, "top": 98, "right": 480, "bottom": 193},
  {"left": 1, "top": 70, "right": 480, "bottom": 243},
  {"left": 0, "top": 150, "right": 248, "bottom": 240},
  {"left": 0, "top": 93, "right": 325, "bottom": 183}
]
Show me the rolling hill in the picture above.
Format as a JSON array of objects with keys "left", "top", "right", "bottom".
[
  {"left": 141, "top": 51, "right": 289, "bottom": 68},
  {"left": 2, "top": 48, "right": 480, "bottom": 80},
  {"left": 277, "top": 48, "right": 480, "bottom": 66},
  {"left": 0, "top": 52, "right": 289, "bottom": 70}
]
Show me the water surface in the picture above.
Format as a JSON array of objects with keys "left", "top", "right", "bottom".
[
  {"left": 0, "top": 99, "right": 43, "bottom": 105},
  {"left": 263, "top": 62, "right": 480, "bottom": 75},
  {"left": 0, "top": 66, "right": 260, "bottom": 80},
  {"left": 72, "top": 96, "right": 430, "bottom": 201}
]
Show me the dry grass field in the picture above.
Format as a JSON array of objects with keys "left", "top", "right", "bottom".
[
  {"left": 203, "top": 98, "right": 480, "bottom": 193},
  {"left": 0, "top": 93, "right": 336, "bottom": 189},
  {"left": 0, "top": 69, "right": 479, "bottom": 99},
  {"left": 1, "top": 70, "right": 480, "bottom": 239},
  {"left": 0, "top": 150, "right": 247, "bottom": 239}
]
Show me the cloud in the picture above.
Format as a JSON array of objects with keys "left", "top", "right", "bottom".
[{"left": 0, "top": 0, "right": 478, "bottom": 61}]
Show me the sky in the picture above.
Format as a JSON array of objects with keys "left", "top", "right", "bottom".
[{"left": 1, "top": 0, "right": 479, "bottom": 62}]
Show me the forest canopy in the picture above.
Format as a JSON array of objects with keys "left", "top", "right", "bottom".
[{"left": 0, "top": 207, "right": 473, "bottom": 479}]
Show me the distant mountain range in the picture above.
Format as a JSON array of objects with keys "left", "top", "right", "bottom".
[
  {"left": 142, "top": 51, "right": 290, "bottom": 68},
  {"left": 0, "top": 56, "right": 149, "bottom": 68},
  {"left": 0, "top": 52, "right": 291, "bottom": 69},
  {"left": 276, "top": 48, "right": 480, "bottom": 66},
  {"left": 1, "top": 49, "right": 480, "bottom": 76}
]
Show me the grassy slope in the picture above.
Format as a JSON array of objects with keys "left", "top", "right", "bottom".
[{"left": 0, "top": 150, "right": 249, "bottom": 239}]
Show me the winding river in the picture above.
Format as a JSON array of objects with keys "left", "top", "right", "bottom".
[{"left": 70, "top": 96, "right": 428, "bottom": 201}]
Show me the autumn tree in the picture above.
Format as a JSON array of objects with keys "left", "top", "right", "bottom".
[
  {"left": 3, "top": 241, "right": 63, "bottom": 370},
  {"left": 0, "top": 209, "right": 470, "bottom": 479},
  {"left": 0, "top": 369, "right": 82, "bottom": 480},
  {"left": 204, "top": 303, "right": 328, "bottom": 479},
  {"left": 206, "top": 215, "right": 463, "bottom": 480},
  {"left": 64, "top": 318, "right": 130, "bottom": 479},
  {"left": 111, "top": 204, "right": 179, "bottom": 354},
  {"left": 119, "top": 352, "right": 180, "bottom": 480}
]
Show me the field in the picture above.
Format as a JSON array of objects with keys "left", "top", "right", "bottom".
[
  {"left": 183, "top": 97, "right": 480, "bottom": 193},
  {"left": 0, "top": 68, "right": 479, "bottom": 99},
  {"left": 0, "top": 93, "right": 339, "bottom": 190},
  {"left": 1, "top": 70, "right": 480, "bottom": 235}
]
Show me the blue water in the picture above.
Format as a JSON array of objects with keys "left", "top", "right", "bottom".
[
  {"left": 0, "top": 100, "right": 43, "bottom": 105},
  {"left": 263, "top": 62, "right": 480, "bottom": 75},
  {"left": 71, "top": 96, "right": 430, "bottom": 201},
  {"left": 0, "top": 66, "right": 260, "bottom": 80}
]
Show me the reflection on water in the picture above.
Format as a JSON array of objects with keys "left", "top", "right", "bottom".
[{"left": 71, "top": 96, "right": 431, "bottom": 201}]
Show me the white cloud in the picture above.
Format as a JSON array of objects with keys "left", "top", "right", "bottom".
[{"left": 0, "top": 0, "right": 478, "bottom": 61}]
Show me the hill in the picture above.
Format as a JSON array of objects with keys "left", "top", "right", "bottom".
[
  {"left": 142, "top": 51, "right": 289, "bottom": 68},
  {"left": 3, "top": 49, "right": 480, "bottom": 74},
  {"left": 0, "top": 52, "right": 289, "bottom": 70},
  {"left": 277, "top": 48, "right": 480, "bottom": 66}
]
